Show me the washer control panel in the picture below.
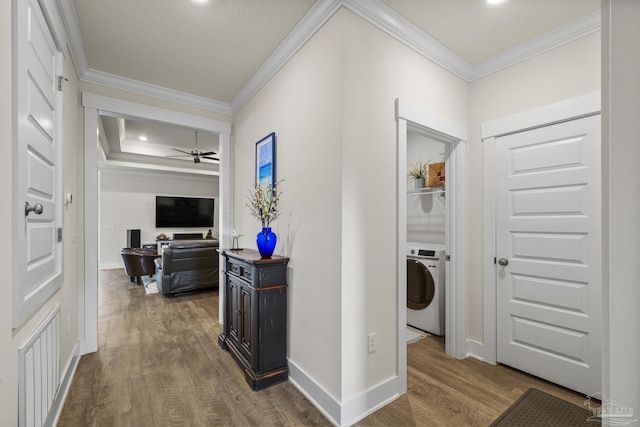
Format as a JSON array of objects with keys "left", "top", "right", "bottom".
[
  {"left": 407, "top": 242, "right": 445, "bottom": 260},
  {"left": 410, "top": 249, "right": 436, "bottom": 257}
]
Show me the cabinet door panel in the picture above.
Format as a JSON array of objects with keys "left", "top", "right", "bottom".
[
  {"left": 240, "top": 285, "right": 252, "bottom": 359},
  {"left": 228, "top": 280, "right": 240, "bottom": 341}
]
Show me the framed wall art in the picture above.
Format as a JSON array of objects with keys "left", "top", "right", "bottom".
[{"left": 255, "top": 132, "right": 276, "bottom": 189}]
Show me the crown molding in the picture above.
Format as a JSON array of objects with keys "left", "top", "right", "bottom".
[
  {"left": 344, "top": 0, "right": 600, "bottom": 82},
  {"left": 82, "top": 92, "right": 232, "bottom": 134},
  {"left": 472, "top": 10, "right": 601, "bottom": 81},
  {"left": 56, "top": 0, "right": 89, "bottom": 78},
  {"left": 57, "top": 0, "right": 601, "bottom": 115},
  {"left": 81, "top": 68, "right": 233, "bottom": 115},
  {"left": 98, "top": 152, "right": 219, "bottom": 177},
  {"left": 56, "top": 0, "right": 232, "bottom": 116},
  {"left": 229, "top": 0, "right": 343, "bottom": 113},
  {"left": 343, "top": 0, "right": 474, "bottom": 81},
  {"left": 98, "top": 158, "right": 219, "bottom": 178}
]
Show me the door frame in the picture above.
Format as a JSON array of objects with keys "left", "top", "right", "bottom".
[
  {"left": 481, "top": 91, "right": 601, "bottom": 364},
  {"left": 396, "top": 98, "right": 467, "bottom": 393},
  {"left": 81, "top": 93, "right": 232, "bottom": 354}
]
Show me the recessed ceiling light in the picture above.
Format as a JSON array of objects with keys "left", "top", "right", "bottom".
[
  {"left": 139, "top": 136, "right": 148, "bottom": 141},
  {"left": 487, "top": 0, "right": 507, "bottom": 4},
  {"left": 192, "top": 0, "right": 209, "bottom": 4}
]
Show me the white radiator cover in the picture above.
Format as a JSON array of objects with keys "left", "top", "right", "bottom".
[{"left": 18, "top": 305, "right": 61, "bottom": 427}]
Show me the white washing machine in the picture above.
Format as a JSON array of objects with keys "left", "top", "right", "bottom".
[{"left": 406, "top": 242, "right": 446, "bottom": 335}]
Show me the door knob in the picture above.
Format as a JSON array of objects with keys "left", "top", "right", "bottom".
[
  {"left": 25, "top": 202, "right": 43, "bottom": 216},
  {"left": 498, "top": 258, "right": 509, "bottom": 266}
]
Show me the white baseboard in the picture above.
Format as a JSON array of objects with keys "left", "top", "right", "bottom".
[
  {"left": 99, "top": 262, "right": 124, "bottom": 270},
  {"left": 341, "top": 376, "right": 400, "bottom": 426},
  {"left": 48, "top": 342, "right": 80, "bottom": 427},
  {"left": 288, "top": 359, "right": 400, "bottom": 427},
  {"left": 466, "top": 338, "right": 488, "bottom": 362},
  {"left": 288, "top": 359, "right": 341, "bottom": 426}
]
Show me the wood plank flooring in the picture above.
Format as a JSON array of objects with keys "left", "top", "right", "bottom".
[
  {"left": 57, "top": 269, "right": 589, "bottom": 426},
  {"left": 356, "top": 335, "right": 589, "bottom": 426}
]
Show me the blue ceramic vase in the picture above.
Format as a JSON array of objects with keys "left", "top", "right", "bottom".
[{"left": 256, "top": 227, "right": 277, "bottom": 258}]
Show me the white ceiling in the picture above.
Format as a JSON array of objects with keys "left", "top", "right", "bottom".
[
  {"left": 70, "top": 0, "right": 601, "bottom": 173},
  {"left": 380, "top": 0, "right": 600, "bottom": 64},
  {"left": 73, "top": 0, "right": 317, "bottom": 103}
]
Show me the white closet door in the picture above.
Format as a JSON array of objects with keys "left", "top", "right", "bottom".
[
  {"left": 13, "top": 0, "right": 63, "bottom": 327},
  {"left": 495, "top": 114, "right": 601, "bottom": 396}
]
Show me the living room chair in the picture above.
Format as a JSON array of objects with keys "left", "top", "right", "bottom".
[{"left": 121, "top": 248, "right": 159, "bottom": 285}]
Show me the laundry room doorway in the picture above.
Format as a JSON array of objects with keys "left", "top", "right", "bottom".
[
  {"left": 395, "top": 98, "right": 467, "bottom": 394},
  {"left": 406, "top": 136, "right": 447, "bottom": 339}
]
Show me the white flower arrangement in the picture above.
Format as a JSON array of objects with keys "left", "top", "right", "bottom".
[{"left": 246, "top": 179, "right": 283, "bottom": 228}]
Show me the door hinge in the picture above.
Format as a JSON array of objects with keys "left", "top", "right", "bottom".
[{"left": 57, "top": 75, "right": 69, "bottom": 91}]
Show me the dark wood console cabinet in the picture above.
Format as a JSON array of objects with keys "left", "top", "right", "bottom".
[{"left": 218, "top": 249, "right": 289, "bottom": 391}]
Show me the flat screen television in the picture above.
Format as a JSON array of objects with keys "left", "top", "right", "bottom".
[{"left": 155, "top": 196, "right": 214, "bottom": 228}]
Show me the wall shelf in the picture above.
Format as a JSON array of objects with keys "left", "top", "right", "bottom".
[{"left": 407, "top": 186, "right": 445, "bottom": 197}]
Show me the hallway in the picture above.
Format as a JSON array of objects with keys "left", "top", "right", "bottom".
[{"left": 57, "top": 269, "right": 587, "bottom": 426}]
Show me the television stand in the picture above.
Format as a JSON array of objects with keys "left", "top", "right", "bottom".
[{"left": 173, "top": 233, "right": 203, "bottom": 240}]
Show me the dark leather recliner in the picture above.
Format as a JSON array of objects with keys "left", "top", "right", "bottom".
[
  {"left": 154, "top": 239, "right": 220, "bottom": 295},
  {"left": 121, "top": 248, "right": 159, "bottom": 285}
]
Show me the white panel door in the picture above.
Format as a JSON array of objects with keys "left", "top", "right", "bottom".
[
  {"left": 495, "top": 114, "right": 601, "bottom": 396},
  {"left": 13, "top": 0, "right": 63, "bottom": 327}
]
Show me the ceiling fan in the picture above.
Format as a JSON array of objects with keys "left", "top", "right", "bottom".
[{"left": 168, "top": 131, "right": 219, "bottom": 163}]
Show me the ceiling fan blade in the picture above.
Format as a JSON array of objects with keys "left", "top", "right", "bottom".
[{"left": 168, "top": 144, "right": 217, "bottom": 162}]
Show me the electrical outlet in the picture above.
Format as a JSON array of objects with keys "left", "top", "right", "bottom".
[{"left": 368, "top": 332, "right": 377, "bottom": 353}]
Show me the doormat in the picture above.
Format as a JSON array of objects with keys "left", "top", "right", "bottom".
[
  {"left": 406, "top": 325, "right": 429, "bottom": 344},
  {"left": 490, "top": 388, "right": 597, "bottom": 427}
]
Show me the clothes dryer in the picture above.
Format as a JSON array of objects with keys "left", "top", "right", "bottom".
[{"left": 406, "top": 242, "right": 446, "bottom": 335}]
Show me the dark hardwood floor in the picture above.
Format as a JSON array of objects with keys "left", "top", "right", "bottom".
[{"left": 57, "top": 269, "right": 588, "bottom": 426}]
